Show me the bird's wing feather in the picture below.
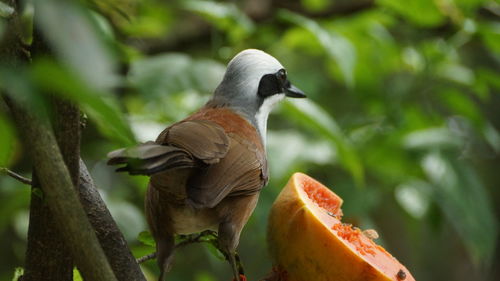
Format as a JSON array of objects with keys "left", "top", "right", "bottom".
[
  {"left": 186, "top": 132, "right": 267, "bottom": 209},
  {"left": 108, "top": 141, "right": 176, "bottom": 163},
  {"left": 158, "top": 120, "right": 230, "bottom": 164},
  {"left": 108, "top": 120, "right": 230, "bottom": 176},
  {"left": 107, "top": 142, "right": 195, "bottom": 175}
]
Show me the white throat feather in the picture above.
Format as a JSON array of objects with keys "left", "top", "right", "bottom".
[{"left": 255, "top": 93, "right": 285, "bottom": 145}]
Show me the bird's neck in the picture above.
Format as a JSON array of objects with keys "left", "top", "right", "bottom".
[
  {"left": 253, "top": 108, "right": 269, "bottom": 145},
  {"left": 251, "top": 94, "right": 284, "bottom": 146},
  {"left": 224, "top": 106, "right": 269, "bottom": 147}
]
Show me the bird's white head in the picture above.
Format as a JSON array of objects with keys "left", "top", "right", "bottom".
[{"left": 210, "top": 49, "right": 306, "bottom": 141}]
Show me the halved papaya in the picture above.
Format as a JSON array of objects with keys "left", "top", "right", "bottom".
[{"left": 267, "top": 173, "right": 415, "bottom": 281}]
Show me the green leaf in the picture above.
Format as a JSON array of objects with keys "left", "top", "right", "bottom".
[
  {"left": 436, "top": 62, "right": 475, "bottom": 85},
  {"left": 479, "top": 21, "right": 500, "bottom": 55},
  {"left": 267, "top": 130, "right": 335, "bottom": 181},
  {"left": 278, "top": 10, "right": 356, "bottom": 87},
  {"left": 11, "top": 267, "right": 23, "bottom": 281},
  {"left": 454, "top": 0, "right": 488, "bottom": 15},
  {"left": 0, "top": 2, "right": 14, "bottom": 18},
  {"left": 127, "top": 53, "right": 225, "bottom": 122},
  {"left": 282, "top": 99, "right": 364, "bottom": 186},
  {"left": 204, "top": 242, "right": 226, "bottom": 261},
  {"left": 402, "top": 47, "right": 425, "bottom": 73},
  {"left": 35, "top": 0, "right": 118, "bottom": 90},
  {"left": 195, "top": 272, "right": 218, "bottom": 281},
  {"left": 183, "top": 0, "right": 254, "bottom": 42},
  {"left": 0, "top": 67, "right": 50, "bottom": 118},
  {"left": 128, "top": 53, "right": 225, "bottom": 99},
  {"left": 403, "top": 127, "right": 462, "bottom": 150},
  {"left": 422, "top": 152, "right": 498, "bottom": 265},
  {"left": 30, "top": 60, "right": 136, "bottom": 147},
  {"left": 73, "top": 268, "right": 83, "bottom": 281},
  {"left": 32, "top": 188, "right": 44, "bottom": 200},
  {"left": 378, "top": 0, "right": 445, "bottom": 27},
  {"left": 20, "top": 2, "right": 34, "bottom": 45},
  {"left": 395, "top": 180, "right": 432, "bottom": 219},
  {"left": 137, "top": 230, "right": 156, "bottom": 247},
  {"left": 438, "top": 89, "right": 482, "bottom": 123},
  {"left": 118, "top": 2, "right": 172, "bottom": 37},
  {"left": 0, "top": 113, "right": 15, "bottom": 167},
  {"left": 483, "top": 122, "right": 500, "bottom": 154},
  {"left": 301, "top": 0, "right": 331, "bottom": 12}
]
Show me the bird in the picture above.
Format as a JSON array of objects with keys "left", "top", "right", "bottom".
[{"left": 107, "top": 49, "right": 306, "bottom": 281}]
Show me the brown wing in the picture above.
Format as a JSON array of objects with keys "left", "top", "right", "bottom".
[
  {"left": 157, "top": 120, "right": 230, "bottom": 165},
  {"left": 107, "top": 141, "right": 195, "bottom": 175},
  {"left": 186, "top": 133, "right": 267, "bottom": 209}
]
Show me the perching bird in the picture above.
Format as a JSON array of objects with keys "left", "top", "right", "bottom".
[{"left": 107, "top": 49, "right": 306, "bottom": 281}]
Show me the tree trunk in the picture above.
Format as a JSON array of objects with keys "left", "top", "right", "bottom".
[
  {"left": 5, "top": 96, "right": 118, "bottom": 281},
  {"left": 23, "top": 174, "right": 74, "bottom": 281}
]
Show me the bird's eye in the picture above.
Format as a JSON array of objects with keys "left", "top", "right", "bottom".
[{"left": 277, "top": 69, "right": 287, "bottom": 81}]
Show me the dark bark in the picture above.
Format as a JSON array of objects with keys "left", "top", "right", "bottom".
[
  {"left": 53, "top": 100, "right": 80, "bottom": 185},
  {"left": 5, "top": 96, "right": 117, "bottom": 281},
  {"left": 78, "top": 159, "right": 146, "bottom": 281},
  {"left": 23, "top": 174, "right": 74, "bottom": 281}
]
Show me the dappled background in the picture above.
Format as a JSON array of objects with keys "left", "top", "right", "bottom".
[{"left": 1, "top": 0, "right": 499, "bottom": 280}]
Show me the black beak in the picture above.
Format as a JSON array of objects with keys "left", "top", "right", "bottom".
[{"left": 284, "top": 84, "right": 306, "bottom": 98}]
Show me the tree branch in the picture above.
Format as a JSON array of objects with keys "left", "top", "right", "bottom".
[{"left": 78, "top": 159, "right": 146, "bottom": 281}]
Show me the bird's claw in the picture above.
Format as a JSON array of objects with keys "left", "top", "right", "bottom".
[{"left": 232, "top": 274, "right": 247, "bottom": 281}]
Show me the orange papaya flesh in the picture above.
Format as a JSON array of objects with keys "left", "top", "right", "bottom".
[{"left": 268, "top": 173, "right": 415, "bottom": 281}]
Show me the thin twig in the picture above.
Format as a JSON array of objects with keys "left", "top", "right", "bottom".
[
  {"left": 135, "top": 230, "right": 245, "bottom": 276},
  {"left": 0, "top": 167, "right": 32, "bottom": 185},
  {"left": 136, "top": 252, "right": 156, "bottom": 264},
  {"left": 136, "top": 231, "right": 216, "bottom": 264},
  {"left": 175, "top": 232, "right": 211, "bottom": 248}
]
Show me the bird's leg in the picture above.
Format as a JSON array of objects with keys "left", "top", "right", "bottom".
[
  {"left": 228, "top": 251, "right": 241, "bottom": 281},
  {"left": 234, "top": 252, "right": 244, "bottom": 276},
  {"left": 218, "top": 221, "right": 243, "bottom": 281},
  {"left": 156, "top": 234, "right": 175, "bottom": 281},
  {"left": 215, "top": 194, "right": 259, "bottom": 281}
]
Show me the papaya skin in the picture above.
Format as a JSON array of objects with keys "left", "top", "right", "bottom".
[{"left": 267, "top": 173, "right": 415, "bottom": 281}]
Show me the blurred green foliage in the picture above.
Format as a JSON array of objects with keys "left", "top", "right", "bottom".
[{"left": 1, "top": 0, "right": 499, "bottom": 280}]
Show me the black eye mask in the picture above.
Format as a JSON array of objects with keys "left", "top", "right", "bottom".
[
  {"left": 257, "top": 73, "right": 282, "bottom": 98},
  {"left": 257, "top": 69, "right": 306, "bottom": 99}
]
